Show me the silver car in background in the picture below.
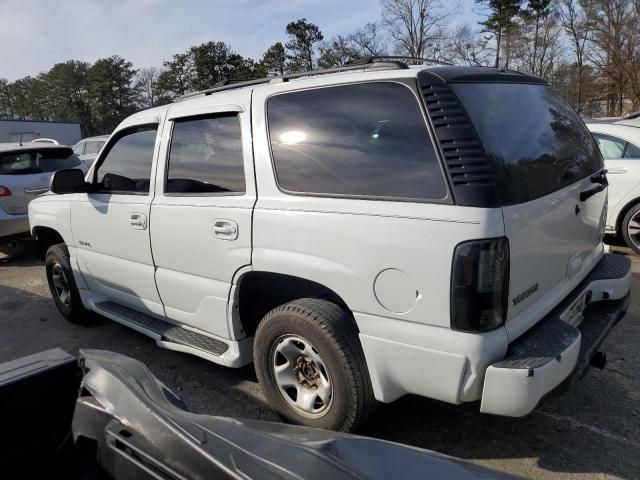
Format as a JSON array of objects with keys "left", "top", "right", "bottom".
[
  {"left": 0, "top": 142, "right": 86, "bottom": 241},
  {"left": 72, "top": 135, "right": 109, "bottom": 167}
]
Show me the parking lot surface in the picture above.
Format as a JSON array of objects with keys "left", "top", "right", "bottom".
[{"left": 1, "top": 239, "right": 638, "bottom": 479}]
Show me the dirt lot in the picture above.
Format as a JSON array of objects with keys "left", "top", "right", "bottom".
[{"left": 0, "top": 239, "right": 638, "bottom": 479}]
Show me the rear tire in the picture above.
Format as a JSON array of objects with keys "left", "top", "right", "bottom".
[
  {"left": 253, "top": 298, "right": 376, "bottom": 432},
  {"left": 45, "top": 243, "right": 93, "bottom": 324},
  {"left": 621, "top": 204, "right": 640, "bottom": 254}
]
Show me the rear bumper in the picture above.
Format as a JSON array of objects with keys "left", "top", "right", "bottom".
[
  {"left": 480, "top": 253, "right": 631, "bottom": 416},
  {"left": 0, "top": 209, "right": 29, "bottom": 240}
]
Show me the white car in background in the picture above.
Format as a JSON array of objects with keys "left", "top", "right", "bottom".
[
  {"left": 72, "top": 135, "right": 109, "bottom": 167},
  {"left": 586, "top": 120, "right": 640, "bottom": 252}
]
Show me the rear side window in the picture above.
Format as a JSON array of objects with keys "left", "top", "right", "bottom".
[
  {"left": 166, "top": 115, "right": 245, "bottom": 194},
  {"left": 95, "top": 126, "right": 157, "bottom": 194},
  {"left": 267, "top": 82, "right": 448, "bottom": 201},
  {"left": 626, "top": 142, "right": 640, "bottom": 158},
  {"left": 84, "top": 140, "right": 105, "bottom": 155},
  {"left": 451, "top": 83, "right": 603, "bottom": 205},
  {"left": 0, "top": 147, "right": 80, "bottom": 175}
]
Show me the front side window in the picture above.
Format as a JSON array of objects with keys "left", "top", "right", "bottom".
[
  {"left": 267, "top": 82, "right": 448, "bottom": 201},
  {"left": 166, "top": 115, "right": 245, "bottom": 194},
  {"left": 593, "top": 133, "right": 626, "bottom": 159},
  {"left": 0, "top": 147, "right": 80, "bottom": 175},
  {"left": 95, "top": 126, "right": 157, "bottom": 194}
]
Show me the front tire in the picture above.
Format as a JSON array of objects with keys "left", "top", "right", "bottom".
[
  {"left": 621, "top": 204, "right": 640, "bottom": 254},
  {"left": 253, "top": 298, "right": 376, "bottom": 432},
  {"left": 45, "top": 243, "right": 93, "bottom": 324}
]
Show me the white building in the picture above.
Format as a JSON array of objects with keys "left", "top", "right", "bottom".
[{"left": 0, "top": 119, "right": 82, "bottom": 145}]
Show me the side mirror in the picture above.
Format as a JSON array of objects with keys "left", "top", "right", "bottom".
[{"left": 50, "top": 169, "right": 87, "bottom": 194}]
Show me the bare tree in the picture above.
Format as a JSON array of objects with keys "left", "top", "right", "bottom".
[
  {"left": 557, "top": 0, "right": 592, "bottom": 113},
  {"left": 381, "top": 0, "right": 459, "bottom": 59},
  {"left": 349, "top": 23, "right": 388, "bottom": 56},
  {"left": 584, "top": 0, "right": 632, "bottom": 115},
  {"left": 513, "top": 8, "right": 563, "bottom": 79},
  {"left": 317, "top": 35, "right": 359, "bottom": 68},
  {"left": 443, "top": 25, "right": 493, "bottom": 66},
  {"left": 136, "top": 67, "right": 163, "bottom": 109}
]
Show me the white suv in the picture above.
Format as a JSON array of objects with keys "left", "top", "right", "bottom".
[{"left": 29, "top": 61, "right": 631, "bottom": 432}]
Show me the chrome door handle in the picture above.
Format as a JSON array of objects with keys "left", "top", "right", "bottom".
[
  {"left": 213, "top": 219, "right": 238, "bottom": 240},
  {"left": 23, "top": 187, "right": 49, "bottom": 195},
  {"left": 129, "top": 213, "right": 147, "bottom": 230},
  {"left": 607, "top": 168, "right": 628, "bottom": 174}
]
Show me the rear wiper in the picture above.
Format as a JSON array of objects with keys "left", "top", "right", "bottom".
[{"left": 580, "top": 169, "right": 608, "bottom": 202}]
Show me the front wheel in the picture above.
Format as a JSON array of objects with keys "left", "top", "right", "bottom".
[
  {"left": 253, "top": 298, "right": 376, "bottom": 432},
  {"left": 621, "top": 203, "right": 640, "bottom": 254},
  {"left": 45, "top": 243, "right": 93, "bottom": 324}
]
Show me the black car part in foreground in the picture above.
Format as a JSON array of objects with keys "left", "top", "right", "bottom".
[{"left": 0, "top": 348, "right": 518, "bottom": 479}]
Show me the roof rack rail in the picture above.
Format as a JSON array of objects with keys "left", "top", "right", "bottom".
[
  {"left": 347, "top": 55, "right": 453, "bottom": 66},
  {"left": 176, "top": 60, "right": 409, "bottom": 101}
]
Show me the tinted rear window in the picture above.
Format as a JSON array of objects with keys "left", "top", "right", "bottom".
[
  {"left": 0, "top": 147, "right": 80, "bottom": 175},
  {"left": 451, "top": 83, "right": 603, "bottom": 205},
  {"left": 267, "top": 82, "right": 448, "bottom": 201}
]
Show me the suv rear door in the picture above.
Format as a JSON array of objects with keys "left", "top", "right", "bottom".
[
  {"left": 450, "top": 82, "right": 606, "bottom": 340},
  {"left": 149, "top": 92, "right": 255, "bottom": 338}
]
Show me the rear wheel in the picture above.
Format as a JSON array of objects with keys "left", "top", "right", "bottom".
[
  {"left": 45, "top": 243, "right": 93, "bottom": 324},
  {"left": 253, "top": 298, "right": 376, "bottom": 432},
  {"left": 621, "top": 204, "right": 640, "bottom": 254}
]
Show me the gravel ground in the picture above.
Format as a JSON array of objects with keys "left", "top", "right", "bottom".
[{"left": 0, "top": 239, "right": 638, "bottom": 479}]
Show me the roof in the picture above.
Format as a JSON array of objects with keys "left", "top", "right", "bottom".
[
  {"left": 176, "top": 64, "right": 547, "bottom": 104},
  {"left": 0, "top": 141, "right": 72, "bottom": 153},
  {"left": 0, "top": 119, "right": 80, "bottom": 126},
  {"left": 586, "top": 122, "right": 640, "bottom": 144},
  {"left": 115, "top": 64, "right": 549, "bottom": 132},
  {"left": 423, "top": 66, "right": 547, "bottom": 84}
]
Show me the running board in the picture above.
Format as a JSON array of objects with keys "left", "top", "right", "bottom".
[{"left": 94, "top": 301, "right": 229, "bottom": 356}]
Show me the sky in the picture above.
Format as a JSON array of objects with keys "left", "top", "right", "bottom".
[{"left": 0, "top": 0, "right": 480, "bottom": 81}]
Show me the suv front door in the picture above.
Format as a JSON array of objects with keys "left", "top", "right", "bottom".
[
  {"left": 71, "top": 120, "right": 164, "bottom": 315},
  {"left": 150, "top": 94, "right": 255, "bottom": 338}
]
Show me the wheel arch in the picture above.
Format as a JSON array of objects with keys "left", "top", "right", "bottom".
[
  {"left": 233, "top": 271, "right": 354, "bottom": 339},
  {"left": 615, "top": 197, "right": 640, "bottom": 237},
  {"left": 33, "top": 226, "right": 66, "bottom": 260}
]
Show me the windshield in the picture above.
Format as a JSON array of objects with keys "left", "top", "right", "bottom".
[
  {"left": 451, "top": 83, "right": 603, "bottom": 205},
  {"left": 0, "top": 147, "right": 80, "bottom": 175}
]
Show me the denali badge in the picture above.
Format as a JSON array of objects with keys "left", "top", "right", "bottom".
[{"left": 512, "top": 283, "right": 539, "bottom": 306}]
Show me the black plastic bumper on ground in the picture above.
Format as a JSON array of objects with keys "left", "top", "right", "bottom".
[{"left": 493, "top": 254, "right": 631, "bottom": 375}]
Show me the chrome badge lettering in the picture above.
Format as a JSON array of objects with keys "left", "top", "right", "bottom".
[{"left": 513, "top": 283, "right": 539, "bottom": 306}]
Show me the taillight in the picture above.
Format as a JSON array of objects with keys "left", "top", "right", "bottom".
[
  {"left": 0, "top": 185, "right": 11, "bottom": 197},
  {"left": 451, "top": 237, "right": 509, "bottom": 332}
]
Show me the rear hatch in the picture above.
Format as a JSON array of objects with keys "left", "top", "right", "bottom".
[
  {"left": 451, "top": 82, "right": 606, "bottom": 340},
  {"left": 0, "top": 146, "right": 82, "bottom": 215}
]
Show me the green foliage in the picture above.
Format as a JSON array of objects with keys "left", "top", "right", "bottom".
[
  {"left": 285, "top": 18, "right": 324, "bottom": 72},
  {"left": 476, "top": 0, "right": 523, "bottom": 34},
  {"left": 258, "top": 42, "right": 287, "bottom": 76},
  {"left": 87, "top": 56, "right": 138, "bottom": 134}
]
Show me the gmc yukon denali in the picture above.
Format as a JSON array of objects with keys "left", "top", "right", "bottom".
[{"left": 29, "top": 60, "right": 631, "bottom": 432}]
